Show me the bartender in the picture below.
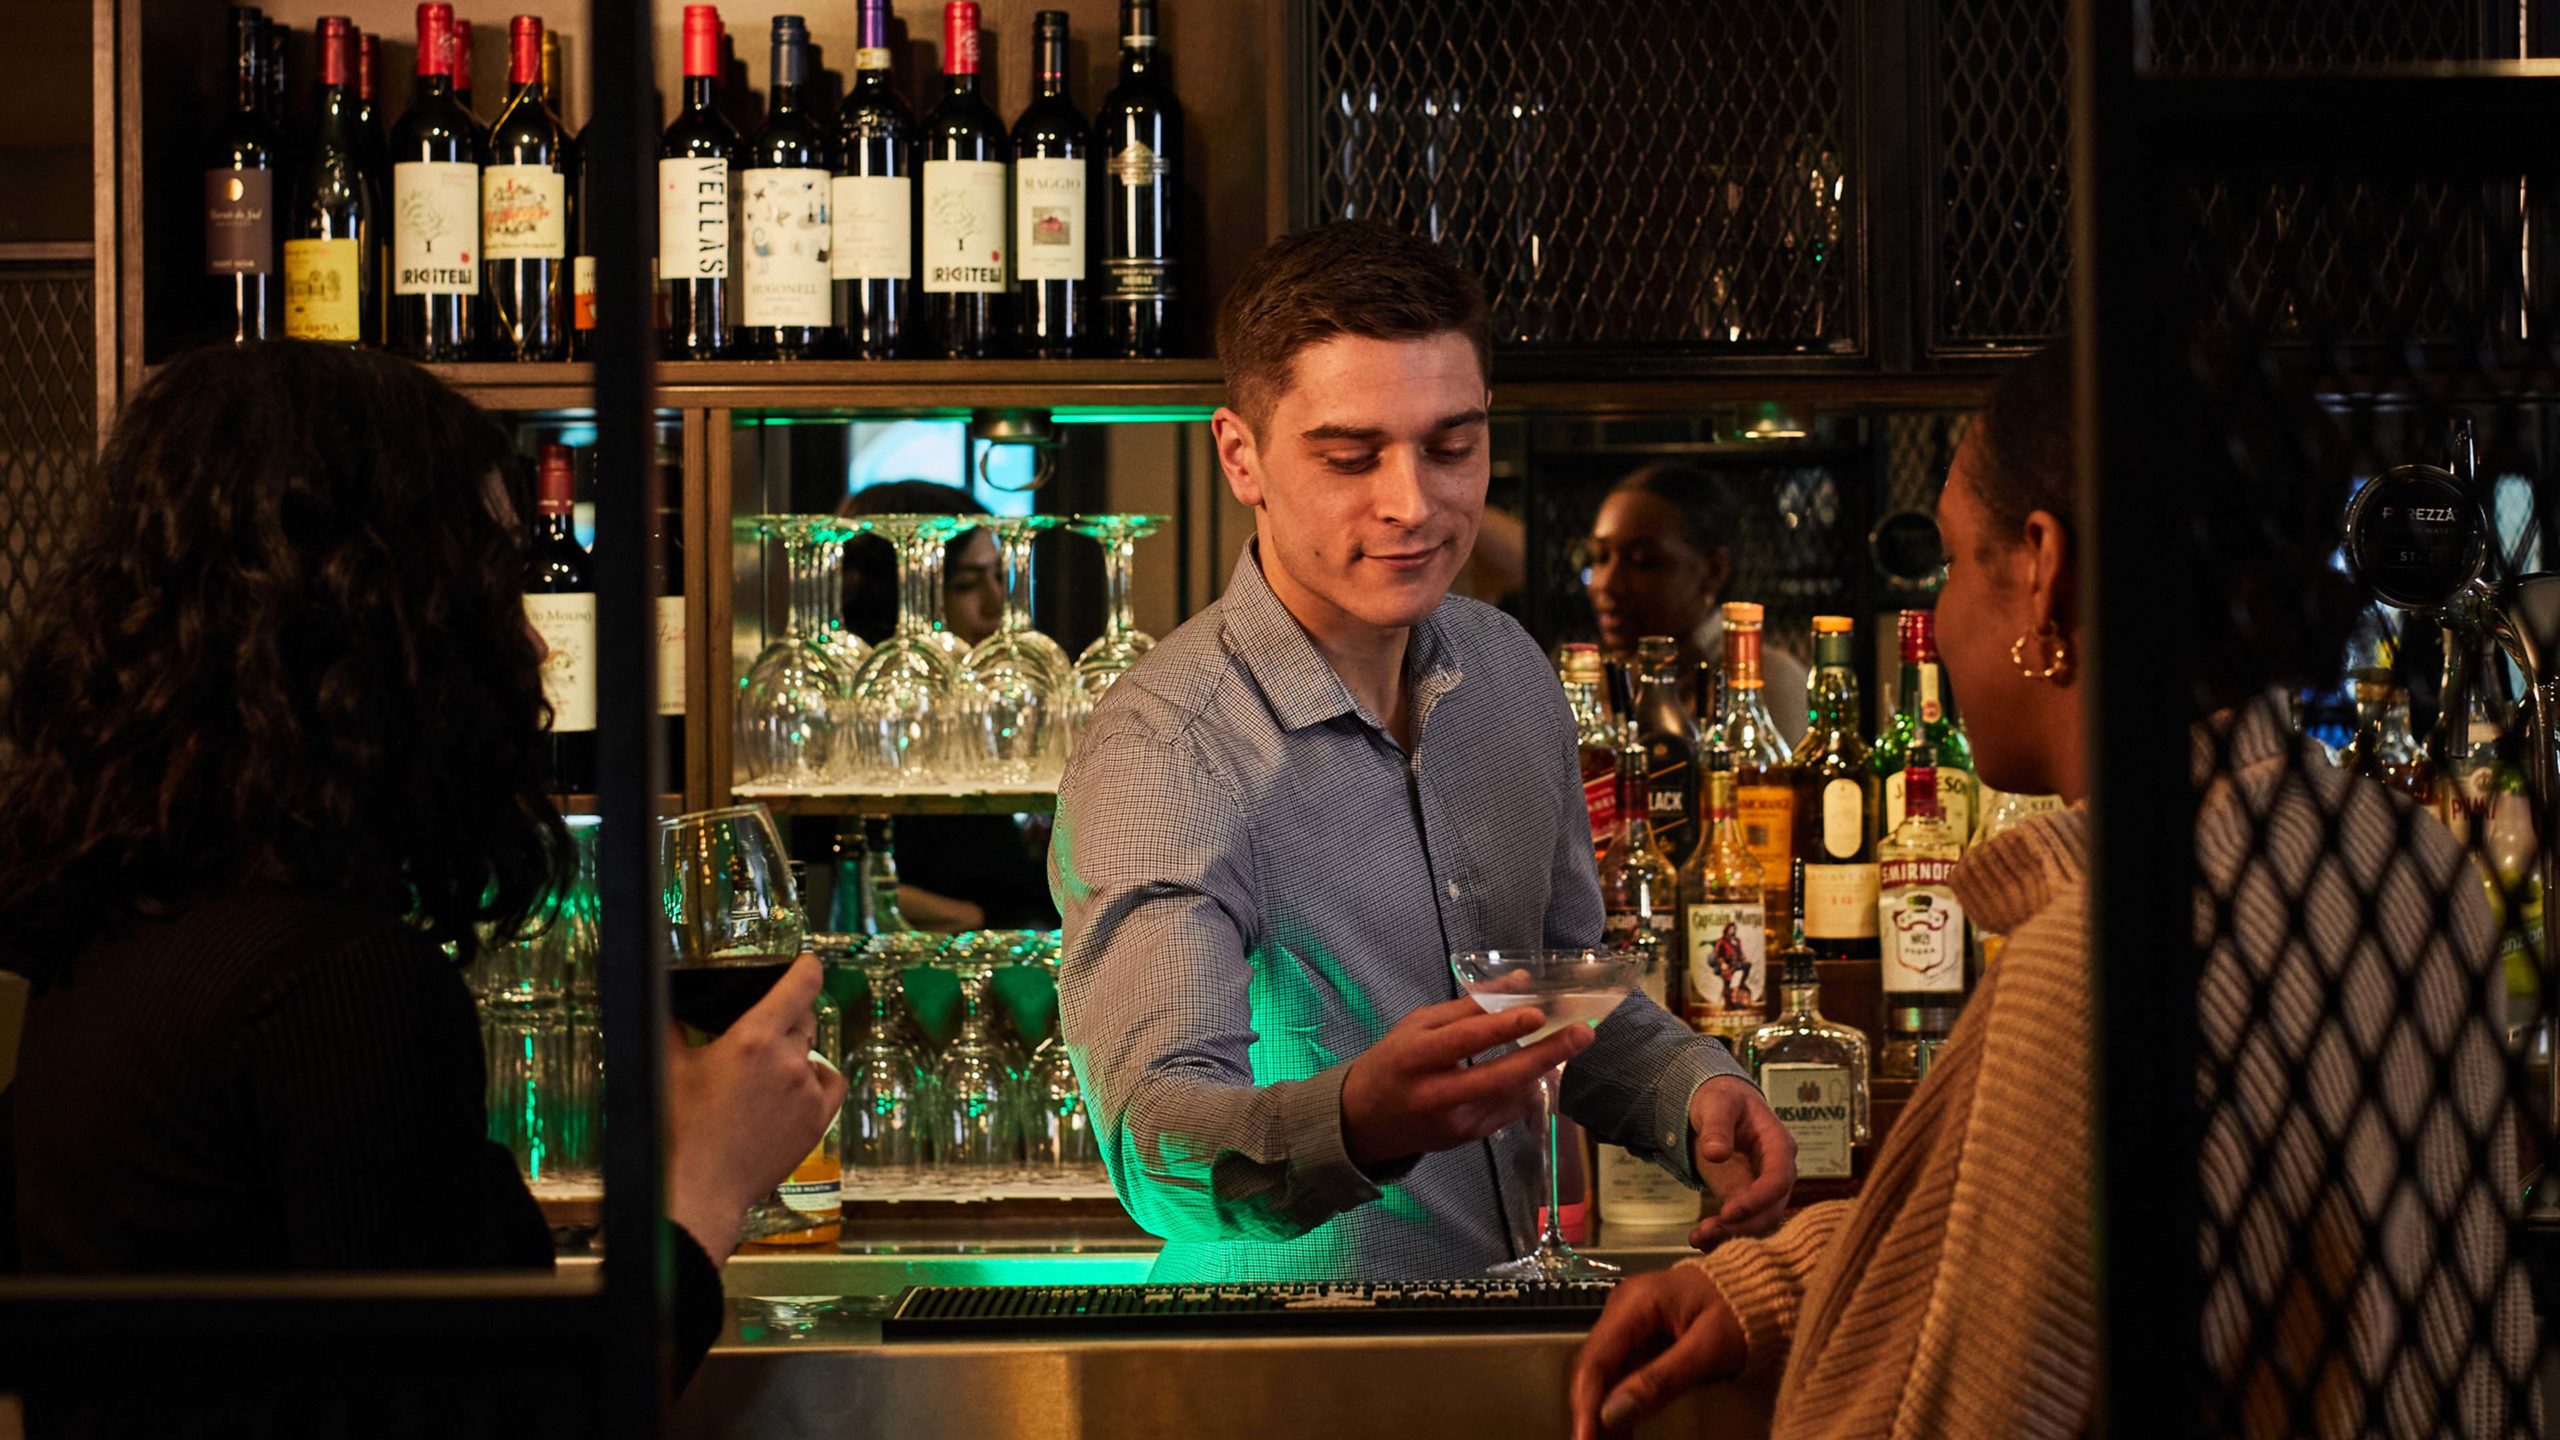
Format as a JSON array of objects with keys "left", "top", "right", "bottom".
[{"left": 1052, "top": 222, "right": 1797, "bottom": 1281}]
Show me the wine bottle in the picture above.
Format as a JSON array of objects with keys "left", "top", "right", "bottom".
[
  {"left": 920, "top": 1, "right": 1008, "bottom": 358},
  {"left": 1095, "top": 0, "right": 1182, "bottom": 357},
  {"left": 661, "top": 4, "right": 740, "bottom": 359},
  {"left": 353, "top": 28, "right": 388, "bottom": 191},
  {"left": 547, "top": 29, "right": 596, "bottom": 359},
  {"left": 390, "top": 1, "right": 484, "bottom": 360},
  {"left": 654, "top": 439, "right": 689, "bottom": 790},
  {"left": 205, "top": 6, "right": 284, "bottom": 344},
  {"left": 452, "top": 17, "right": 478, "bottom": 121},
  {"left": 283, "top": 16, "right": 379, "bottom": 345},
  {"left": 1011, "top": 10, "right": 1087, "bottom": 358},
  {"left": 260, "top": 16, "right": 289, "bottom": 127},
  {"left": 483, "top": 14, "right": 573, "bottom": 361},
  {"left": 739, "top": 14, "right": 835, "bottom": 359},
  {"left": 525, "top": 443, "right": 597, "bottom": 795},
  {"left": 831, "top": 0, "right": 913, "bottom": 360}
]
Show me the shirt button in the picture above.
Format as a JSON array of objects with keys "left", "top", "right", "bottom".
[{"left": 1446, "top": 881, "right": 1461, "bottom": 900}]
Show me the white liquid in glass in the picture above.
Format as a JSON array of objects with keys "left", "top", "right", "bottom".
[{"left": 1469, "top": 987, "right": 1627, "bottom": 1045}]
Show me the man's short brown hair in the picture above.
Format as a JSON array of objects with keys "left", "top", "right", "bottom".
[{"left": 1215, "top": 221, "right": 1491, "bottom": 434}]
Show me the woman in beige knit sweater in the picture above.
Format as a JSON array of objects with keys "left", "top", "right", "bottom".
[{"left": 1570, "top": 347, "right": 2538, "bottom": 1438}]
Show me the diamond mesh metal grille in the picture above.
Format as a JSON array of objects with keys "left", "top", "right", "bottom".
[
  {"left": 0, "top": 263, "right": 95, "bottom": 665},
  {"left": 2143, "top": 0, "right": 2491, "bottom": 73},
  {"left": 1934, "top": 0, "right": 2072, "bottom": 350},
  {"left": 2117, "top": 141, "right": 2552, "bottom": 1432},
  {"left": 1306, "top": 0, "right": 1858, "bottom": 353}
]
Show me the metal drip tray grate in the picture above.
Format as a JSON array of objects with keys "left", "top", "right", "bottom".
[{"left": 881, "top": 1280, "right": 1617, "bottom": 1339}]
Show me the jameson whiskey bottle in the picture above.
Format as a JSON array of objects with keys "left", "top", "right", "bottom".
[
  {"left": 1711, "top": 603, "right": 1797, "bottom": 930},
  {"left": 1680, "top": 742, "right": 1768, "bottom": 1039},
  {"left": 1745, "top": 860, "right": 1872, "bottom": 1180},
  {"left": 1874, "top": 609, "right": 1977, "bottom": 844},
  {"left": 1560, "top": 643, "right": 1619, "bottom": 862},
  {"left": 1632, "top": 635, "right": 1702, "bottom": 866},
  {"left": 1598, "top": 723, "right": 1681, "bottom": 1015},
  {"left": 1791, "top": 616, "right": 1879, "bottom": 960},
  {"left": 1877, "top": 743, "right": 1967, "bottom": 1078}
]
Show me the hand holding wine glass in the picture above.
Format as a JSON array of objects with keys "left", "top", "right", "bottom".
[{"left": 665, "top": 954, "right": 847, "bottom": 1264}]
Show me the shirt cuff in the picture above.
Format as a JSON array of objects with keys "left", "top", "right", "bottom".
[
  {"left": 1279, "top": 1060, "right": 1403, "bottom": 1216},
  {"left": 1658, "top": 1039, "right": 1756, "bottom": 1188}
]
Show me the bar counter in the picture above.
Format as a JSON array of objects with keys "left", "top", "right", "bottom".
[{"left": 578, "top": 1224, "right": 1778, "bottom": 1439}]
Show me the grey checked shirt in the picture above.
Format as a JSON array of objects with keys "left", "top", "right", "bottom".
[{"left": 1051, "top": 543, "right": 1749, "bottom": 1281}]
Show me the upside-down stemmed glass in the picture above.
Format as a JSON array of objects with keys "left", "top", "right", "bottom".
[
  {"left": 1068, "top": 514, "right": 1167, "bottom": 702},
  {"left": 840, "top": 939, "right": 932, "bottom": 1180},
  {"left": 810, "top": 519, "right": 874, "bottom": 685},
  {"left": 1015, "top": 929, "right": 1098, "bottom": 1175},
  {"left": 843, "top": 514, "right": 969, "bottom": 787},
  {"left": 736, "top": 515, "right": 863, "bottom": 788},
  {"left": 960, "top": 515, "right": 1074, "bottom": 785},
  {"left": 1448, "top": 948, "right": 1640, "bottom": 1281},
  {"left": 932, "top": 933, "right": 1021, "bottom": 1171}
]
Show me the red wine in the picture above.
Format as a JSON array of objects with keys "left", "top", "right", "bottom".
[
  {"left": 671, "top": 960, "right": 795, "bottom": 1035},
  {"left": 483, "top": 14, "right": 573, "bottom": 361},
  {"left": 921, "top": 2, "right": 1008, "bottom": 358},
  {"left": 524, "top": 443, "right": 596, "bottom": 793},
  {"left": 206, "top": 6, "right": 284, "bottom": 344},
  {"left": 391, "top": 2, "right": 484, "bottom": 360},
  {"left": 661, "top": 5, "right": 740, "bottom": 359},
  {"left": 831, "top": 0, "right": 913, "bottom": 360},
  {"left": 285, "top": 16, "right": 380, "bottom": 346},
  {"left": 1011, "top": 11, "right": 1088, "bottom": 358},
  {"left": 738, "top": 15, "right": 835, "bottom": 359},
  {"left": 1096, "top": 0, "right": 1183, "bottom": 357}
]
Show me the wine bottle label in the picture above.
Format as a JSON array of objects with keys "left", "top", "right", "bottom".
[
  {"left": 1803, "top": 862, "right": 1880, "bottom": 939},
  {"left": 282, "top": 237, "right": 362, "bottom": 341},
  {"left": 1684, "top": 901, "right": 1767, "bottom": 1023},
  {"left": 1597, "top": 1143, "right": 1696, "bottom": 1226},
  {"left": 1013, "top": 157, "right": 1087, "bottom": 281},
  {"left": 830, "top": 173, "right": 913, "bottom": 279},
  {"left": 1736, "top": 784, "right": 1795, "bottom": 887},
  {"left": 1821, "top": 777, "right": 1864, "bottom": 859},
  {"left": 657, "top": 594, "right": 687, "bottom": 716},
  {"left": 481, "top": 164, "right": 567, "bottom": 260},
  {"left": 1760, "top": 1063, "right": 1854, "bottom": 1179},
  {"left": 392, "top": 161, "right": 482, "bottom": 294},
  {"left": 205, "top": 169, "right": 275, "bottom": 275},
  {"left": 921, "top": 158, "right": 1008, "bottom": 293},
  {"left": 1884, "top": 768, "right": 1974, "bottom": 842},
  {"left": 524, "top": 593, "right": 598, "bottom": 733},
  {"left": 1104, "top": 255, "right": 1177, "bottom": 299},
  {"left": 739, "top": 169, "right": 833, "bottom": 326},
  {"left": 573, "top": 256, "right": 597, "bottom": 329},
  {"left": 659, "top": 156, "right": 733, "bottom": 280},
  {"left": 1879, "top": 888, "right": 1965, "bottom": 992}
]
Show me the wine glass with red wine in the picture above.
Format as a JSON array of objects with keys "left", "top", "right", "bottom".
[{"left": 660, "top": 804, "right": 809, "bottom": 1033}]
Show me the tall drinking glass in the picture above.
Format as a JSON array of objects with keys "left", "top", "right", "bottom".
[
  {"left": 960, "top": 515, "right": 1072, "bottom": 784},
  {"left": 1448, "top": 948, "right": 1639, "bottom": 1281},
  {"left": 659, "top": 804, "right": 808, "bottom": 1033},
  {"left": 844, "top": 514, "right": 968, "bottom": 787},
  {"left": 736, "top": 515, "right": 864, "bottom": 788}
]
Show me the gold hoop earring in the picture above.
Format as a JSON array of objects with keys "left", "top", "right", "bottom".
[{"left": 2011, "top": 622, "right": 2070, "bottom": 683}]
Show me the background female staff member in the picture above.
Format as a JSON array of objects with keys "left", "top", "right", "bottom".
[
  {"left": 1568, "top": 344, "right": 2534, "bottom": 1436},
  {"left": 0, "top": 343, "right": 843, "bottom": 1430}
]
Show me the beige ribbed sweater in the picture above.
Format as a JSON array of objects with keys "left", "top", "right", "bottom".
[{"left": 1687, "top": 699, "right": 2538, "bottom": 1437}]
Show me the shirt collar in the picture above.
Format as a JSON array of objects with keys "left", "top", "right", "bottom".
[{"left": 1220, "top": 541, "right": 1467, "bottom": 737}]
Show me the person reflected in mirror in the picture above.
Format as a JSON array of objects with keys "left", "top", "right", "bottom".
[{"left": 1585, "top": 464, "right": 1809, "bottom": 746}]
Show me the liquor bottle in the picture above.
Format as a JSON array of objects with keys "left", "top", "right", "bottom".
[
  {"left": 653, "top": 438, "right": 689, "bottom": 788},
  {"left": 1598, "top": 722, "right": 1681, "bottom": 1015},
  {"left": 1969, "top": 787, "right": 2061, "bottom": 969},
  {"left": 827, "top": 822, "right": 870, "bottom": 933},
  {"left": 1744, "top": 859, "right": 1871, "bottom": 1181},
  {"left": 390, "top": 2, "right": 484, "bottom": 360},
  {"left": 920, "top": 1, "right": 1010, "bottom": 357},
  {"left": 1876, "top": 743, "right": 1966, "bottom": 1079},
  {"left": 260, "top": 16, "right": 289, "bottom": 127},
  {"left": 452, "top": 18, "right": 478, "bottom": 120},
  {"left": 1680, "top": 741, "right": 1769, "bottom": 1040},
  {"left": 1559, "top": 643, "right": 1619, "bottom": 862},
  {"left": 1874, "top": 609, "right": 1977, "bottom": 843},
  {"left": 1095, "top": 0, "right": 1182, "bottom": 357},
  {"left": 737, "top": 15, "right": 835, "bottom": 359},
  {"left": 206, "top": 7, "right": 284, "bottom": 344},
  {"left": 1011, "top": 10, "right": 1088, "bottom": 358},
  {"left": 861, "top": 816, "right": 913, "bottom": 934},
  {"left": 2336, "top": 613, "right": 2421, "bottom": 790},
  {"left": 283, "top": 16, "right": 379, "bottom": 346},
  {"left": 1631, "top": 635, "right": 1701, "bottom": 866},
  {"left": 739, "top": 988, "right": 844, "bottom": 1248},
  {"left": 661, "top": 4, "right": 740, "bottom": 359},
  {"left": 482, "top": 15, "right": 573, "bottom": 361},
  {"left": 523, "top": 443, "right": 597, "bottom": 794},
  {"left": 1712, "top": 603, "right": 1798, "bottom": 931},
  {"left": 830, "top": 0, "right": 913, "bottom": 359},
  {"left": 1790, "top": 615, "right": 1879, "bottom": 961}
]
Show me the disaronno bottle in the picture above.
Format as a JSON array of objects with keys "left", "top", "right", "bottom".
[{"left": 1745, "top": 860, "right": 1871, "bottom": 1180}]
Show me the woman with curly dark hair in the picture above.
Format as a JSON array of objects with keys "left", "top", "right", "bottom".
[{"left": 0, "top": 343, "right": 840, "bottom": 1425}]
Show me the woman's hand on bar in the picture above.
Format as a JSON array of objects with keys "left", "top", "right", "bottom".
[
  {"left": 1686, "top": 1076, "right": 1797, "bottom": 1249},
  {"left": 1568, "top": 1266, "right": 1745, "bottom": 1439},
  {"left": 663, "top": 955, "right": 848, "bottom": 1265}
]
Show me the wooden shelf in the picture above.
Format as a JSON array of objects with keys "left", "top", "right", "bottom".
[{"left": 736, "top": 787, "right": 1060, "bottom": 817}]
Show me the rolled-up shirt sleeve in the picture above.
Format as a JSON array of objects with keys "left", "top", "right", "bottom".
[{"left": 1050, "top": 726, "right": 1388, "bottom": 1244}]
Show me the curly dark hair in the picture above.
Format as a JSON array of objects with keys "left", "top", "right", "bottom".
[{"left": 0, "top": 342, "right": 568, "bottom": 983}]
